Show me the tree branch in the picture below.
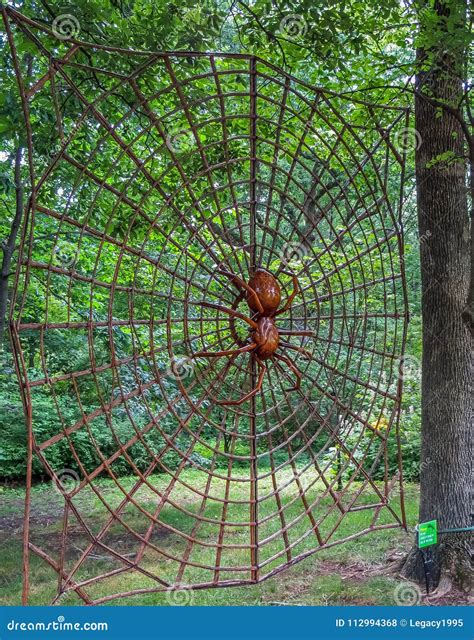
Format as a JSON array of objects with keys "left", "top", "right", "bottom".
[{"left": 236, "top": 0, "right": 288, "bottom": 67}]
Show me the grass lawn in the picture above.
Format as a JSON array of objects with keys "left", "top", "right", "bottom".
[{"left": 0, "top": 475, "right": 464, "bottom": 606}]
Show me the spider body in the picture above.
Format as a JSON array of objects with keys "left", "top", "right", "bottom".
[{"left": 193, "top": 267, "right": 313, "bottom": 405}]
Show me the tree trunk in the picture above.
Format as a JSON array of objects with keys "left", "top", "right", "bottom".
[
  {"left": 0, "top": 146, "right": 23, "bottom": 348},
  {"left": 401, "top": 0, "right": 472, "bottom": 593}
]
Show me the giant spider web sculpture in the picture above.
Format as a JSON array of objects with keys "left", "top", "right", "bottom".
[{"left": 4, "top": 8, "right": 409, "bottom": 605}]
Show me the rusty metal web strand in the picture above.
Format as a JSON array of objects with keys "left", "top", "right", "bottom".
[{"left": 3, "top": 7, "right": 409, "bottom": 606}]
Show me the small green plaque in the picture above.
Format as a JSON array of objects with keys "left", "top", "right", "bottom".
[{"left": 418, "top": 519, "right": 437, "bottom": 548}]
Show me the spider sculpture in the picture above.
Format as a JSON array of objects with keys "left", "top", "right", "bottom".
[{"left": 193, "top": 268, "right": 313, "bottom": 405}]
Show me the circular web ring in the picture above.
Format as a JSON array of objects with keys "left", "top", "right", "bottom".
[{"left": 6, "top": 11, "right": 408, "bottom": 605}]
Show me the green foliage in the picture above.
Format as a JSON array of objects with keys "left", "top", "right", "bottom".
[
  {"left": 0, "top": 0, "right": 442, "bottom": 484},
  {"left": 0, "top": 365, "right": 186, "bottom": 480}
]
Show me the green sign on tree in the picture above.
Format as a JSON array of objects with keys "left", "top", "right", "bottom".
[{"left": 418, "top": 520, "right": 438, "bottom": 548}]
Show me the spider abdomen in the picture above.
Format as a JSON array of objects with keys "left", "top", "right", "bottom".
[
  {"left": 253, "top": 317, "right": 279, "bottom": 359},
  {"left": 248, "top": 268, "right": 281, "bottom": 314}
]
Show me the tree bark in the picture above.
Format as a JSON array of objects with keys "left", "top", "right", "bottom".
[{"left": 401, "top": 0, "right": 472, "bottom": 592}]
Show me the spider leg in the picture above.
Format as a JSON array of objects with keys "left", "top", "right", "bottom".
[
  {"left": 228, "top": 292, "right": 246, "bottom": 346},
  {"left": 218, "top": 269, "right": 263, "bottom": 315},
  {"left": 195, "top": 301, "right": 258, "bottom": 329},
  {"left": 194, "top": 343, "right": 256, "bottom": 358},
  {"left": 219, "top": 355, "right": 266, "bottom": 406},
  {"left": 279, "top": 341, "right": 312, "bottom": 360},
  {"left": 199, "top": 344, "right": 249, "bottom": 406},
  {"left": 274, "top": 352, "right": 302, "bottom": 392},
  {"left": 273, "top": 271, "right": 299, "bottom": 317}
]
